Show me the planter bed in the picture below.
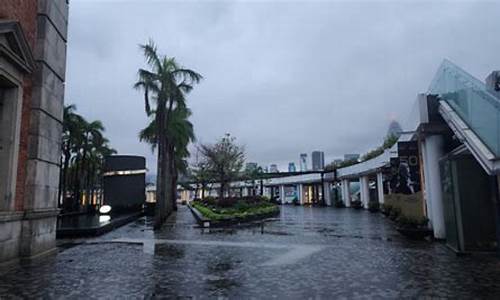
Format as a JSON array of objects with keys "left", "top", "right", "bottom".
[
  {"left": 188, "top": 202, "right": 279, "bottom": 228},
  {"left": 396, "top": 226, "right": 432, "bottom": 240},
  {"left": 56, "top": 212, "right": 143, "bottom": 238}
]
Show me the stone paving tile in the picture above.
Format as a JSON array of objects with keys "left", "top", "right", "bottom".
[{"left": 1, "top": 205, "right": 500, "bottom": 299}]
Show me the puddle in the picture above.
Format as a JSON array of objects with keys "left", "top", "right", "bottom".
[{"left": 154, "top": 244, "right": 185, "bottom": 259}]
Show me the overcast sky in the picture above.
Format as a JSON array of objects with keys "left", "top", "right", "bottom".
[{"left": 66, "top": 0, "right": 500, "bottom": 172}]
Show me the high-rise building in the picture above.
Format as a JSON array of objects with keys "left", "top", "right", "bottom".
[
  {"left": 387, "top": 120, "right": 403, "bottom": 137},
  {"left": 270, "top": 164, "right": 279, "bottom": 173},
  {"left": 344, "top": 154, "right": 360, "bottom": 161},
  {"left": 300, "top": 153, "right": 308, "bottom": 171},
  {"left": 288, "top": 162, "right": 297, "bottom": 172},
  {"left": 312, "top": 151, "right": 325, "bottom": 171},
  {"left": 245, "top": 162, "right": 258, "bottom": 172}
]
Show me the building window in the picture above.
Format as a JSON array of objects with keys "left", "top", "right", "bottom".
[
  {"left": 0, "top": 83, "right": 19, "bottom": 211},
  {"left": 0, "top": 87, "right": 8, "bottom": 210}
]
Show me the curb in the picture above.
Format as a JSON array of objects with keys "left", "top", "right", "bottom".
[
  {"left": 187, "top": 203, "right": 279, "bottom": 228},
  {"left": 187, "top": 204, "right": 211, "bottom": 228}
]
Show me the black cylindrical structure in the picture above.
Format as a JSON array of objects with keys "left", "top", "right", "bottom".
[{"left": 103, "top": 155, "right": 146, "bottom": 212}]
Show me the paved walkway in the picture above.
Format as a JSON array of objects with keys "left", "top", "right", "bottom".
[{"left": 1, "top": 206, "right": 500, "bottom": 298}]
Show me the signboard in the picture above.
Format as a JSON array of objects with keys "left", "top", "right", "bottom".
[{"left": 388, "top": 141, "right": 421, "bottom": 194}]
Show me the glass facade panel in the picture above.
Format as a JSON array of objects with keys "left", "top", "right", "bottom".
[{"left": 429, "top": 59, "right": 500, "bottom": 155}]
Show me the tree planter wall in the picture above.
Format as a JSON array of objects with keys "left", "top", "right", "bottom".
[
  {"left": 188, "top": 203, "right": 279, "bottom": 228},
  {"left": 396, "top": 227, "right": 432, "bottom": 240}
]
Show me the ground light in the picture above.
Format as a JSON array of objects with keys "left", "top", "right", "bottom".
[
  {"left": 99, "top": 205, "right": 112, "bottom": 223},
  {"left": 99, "top": 205, "right": 112, "bottom": 214}
]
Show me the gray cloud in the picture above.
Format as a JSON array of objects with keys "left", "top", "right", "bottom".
[{"left": 66, "top": 0, "right": 500, "bottom": 172}]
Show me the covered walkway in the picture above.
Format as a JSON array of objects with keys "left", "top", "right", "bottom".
[{"left": 335, "top": 59, "right": 500, "bottom": 253}]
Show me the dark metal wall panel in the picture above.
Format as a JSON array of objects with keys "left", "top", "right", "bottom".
[{"left": 103, "top": 155, "right": 146, "bottom": 212}]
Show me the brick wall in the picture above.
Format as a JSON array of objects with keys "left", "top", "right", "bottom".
[{"left": 0, "top": 0, "right": 38, "bottom": 211}]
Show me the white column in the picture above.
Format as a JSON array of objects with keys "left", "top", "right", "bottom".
[
  {"left": 342, "top": 179, "right": 351, "bottom": 207},
  {"left": 423, "top": 135, "right": 446, "bottom": 239},
  {"left": 420, "top": 140, "right": 433, "bottom": 220},
  {"left": 297, "top": 184, "right": 304, "bottom": 205},
  {"left": 279, "top": 185, "right": 286, "bottom": 204},
  {"left": 376, "top": 172, "right": 384, "bottom": 204},
  {"left": 323, "top": 182, "right": 331, "bottom": 206},
  {"left": 360, "top": 176, "right": 370, "bottom": 209}
]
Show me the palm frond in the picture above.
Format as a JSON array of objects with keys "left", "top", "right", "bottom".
[{"left": 139, "top": 40, "right": 162, "bottom": 72}]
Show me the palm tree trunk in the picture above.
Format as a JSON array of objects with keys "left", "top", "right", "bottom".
[
  {"left": 163, "top": 139, "right": 173, "bottom": 214},
  {"left": 154, "top": 105, "right": 166, "bottom": 230},
  {"left": 220, "top": 181, "right": 225, "bottom": 200},
  {"left": 171, "top": 156, "right": 178, "bottom": 211},
  {"left": 171, "top": 173, "right": 178, "bottom": 211},
  {"left": 72, "top": 156, "right": 81, "bottom": 211},
  {"left": 85, "top": 164, "right": 91, "bottom": 210}
]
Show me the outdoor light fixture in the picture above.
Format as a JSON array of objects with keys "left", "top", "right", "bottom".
[
  {"left": 99, "top": 205, "right": 112, "bottom": 214},
  {"left": 99, "top": 215, "right": 111, "bottom": 223},
  {"left": 102, "top": 169, "right": 147, "bottom": 177}
]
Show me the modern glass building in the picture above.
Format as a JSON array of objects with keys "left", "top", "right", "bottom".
[
  {"left": 300, "top": 153, "right": 308, "bottom": 171},
  {"left": 312, "top": 151, "right": 325, "bottom": 171}
]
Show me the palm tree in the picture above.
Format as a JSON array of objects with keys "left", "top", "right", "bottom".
[
  {"left": 139, "top": 106, "right": 195, "bottom": 211},
  {"left": 60, "top": 104, "right": 84, "bottom": 207},
  {"left": 134, "top": 40, "right": 201, "bottom": 229},
  {"left": 78, "top": 120, "right": 104, "bottom": 207},
  {"left": 61, "top": 105, "right": 87, "bottom": 211},
  {"left": 60, "top": 104, "right": 115, "bottom": 212},
  {"left": 85, "top": 136, "right": 116, "bottom": 207}
]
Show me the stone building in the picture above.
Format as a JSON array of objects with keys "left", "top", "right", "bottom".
[{"left": 0, "top": 0, "right": 68, "bottom": 265}]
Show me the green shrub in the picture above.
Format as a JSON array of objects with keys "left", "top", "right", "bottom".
[
  {"left": 191, "top": 197, "right": 279, "bottom": 221},
  {"left": 397, "top": 215, "right": 429, "bottom": 228},
  {"left": 382, "top": 203, "right": 393, "bottom": 215},
  {"left": 203, "top": 196, "right": 217, "bottom": 206},
  {"left": 389, "top": 207, "right": 401, "bottom": 220}
]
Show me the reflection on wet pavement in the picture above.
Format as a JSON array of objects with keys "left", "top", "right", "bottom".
[{"left": 1, "top": 205, "right": 500, "bottom": 298}]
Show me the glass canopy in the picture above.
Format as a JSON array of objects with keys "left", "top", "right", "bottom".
[{"left": 429, "top": 59, "right": 500, "bottom": 156}]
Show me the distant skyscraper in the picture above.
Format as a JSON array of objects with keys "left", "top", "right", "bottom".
[
  {"left": 269, "top": 164, "right": 279, "bottom": 173},
  {"left": 288, "top": 162, "right": 297, "bottom": 172},
  {"left": 312, "top": 151, "right": 325, "bottom": 171},
  {"left": 387, "top": 120, "right": 403, "bottom": 137},
  {"left": 300, "top": 153, "right": 308, "bottom": 171},
  {"left": 344, "top": 154, "right": 360, "bottom": 161},
  {"left": 245, "top": 162, "right": 258, "bottom": 172}
]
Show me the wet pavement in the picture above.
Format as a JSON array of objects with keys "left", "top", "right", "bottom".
[{"left": 1, "top": 206, "right": 500, "bottom": 298}]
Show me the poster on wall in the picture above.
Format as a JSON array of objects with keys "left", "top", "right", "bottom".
[{"left": 388, "top": 141, "right": 421, "bottom": 194}]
